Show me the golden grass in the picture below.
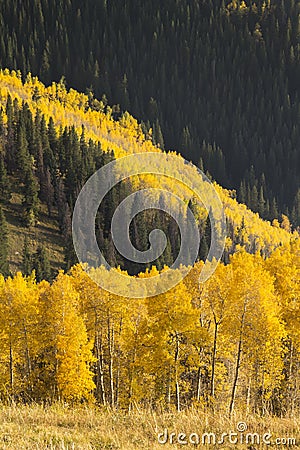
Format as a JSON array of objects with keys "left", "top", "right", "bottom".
[{"left": 0, "top": 403, "right": 299, "bottom": 449}]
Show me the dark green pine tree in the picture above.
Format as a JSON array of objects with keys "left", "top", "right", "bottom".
[
  {"left": 5, "top": 94, "right": 16, "bottom": 173},
  {"left": 250, "top": 185, "right": 259, "bottom": 213},
  {"left": 40, "top": 116, "right": 55, "bottom": 170},
  {"left": 239, "top": 180, "right": 247, "bottom": 204},
  {"left": 258, "top": 185, "right": 266, "bottom": 217},
  {"left": 21, "top": 235, "right": 32, "bottom": 276},
  {"left": 270, "top": 197, "right": 279, "bottom": 221},
  {"left": 159, "top": 237, "right": 173, "bottom": 268},
  {"left": 16, "top": 124, "right": 31, "bottom": 178},
  {"left": 33, "top": 245, "right": 51, "bottom": 281},
  {"left": 199, "top": 215, "right": 210, "bottom": 262},
  {"left": 0, "top": 154, "right": 11, "bottom": 202},
  {"left": 47, "top": 116, "right": 57, "bottom": 155},
  {"left": 130, "top": 196, "right": 148, "bottom": 250},
  {"left": 62, "top": 201, "right": 77, "bottom": 270},
  {"left": 236, "top": 216, "right": 247, "bottom": 247},
  {"left": 198, "top": 157, "right": 204, "bottom": 173},
  {"left": 0, "top": 109, "right": 4, "bottom": 136},
  {"left": 56, "top": 177, "right": 67, "bottom": 232},
  {"left": 168, "top": 217, "right": 180, "bottom": 264},
  {"left": 22, "top": 169, "right": 40, "bottom": 227},
  {"left": 119, "top": 73, "right": 130, "bottom": 112},
  {"left": 181, "top": 126, "right": 192, "bottom": 154},
  {"left": 0, "top": 205, "right": 9, "bottom": 277},
  {"left": 152, "top": 119, "right": 165, "bottom": 149},
  {"left": 41, "top": 43, "right": 51, "bottom": 84},
  {"left": 44, "top": 167, "right": 54, "bottom": 217},
  {"left": 291, "top": 189, "right": 300, "bottom": 227},
  {"left": 5, "top": 95, "right": 13, "bottom": 132},
  {"left": 102, "top": 237, "right": 117, "bottom": 268}
]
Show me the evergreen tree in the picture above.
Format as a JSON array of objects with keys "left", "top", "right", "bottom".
[
  {"left": 33, "top": 245, "right": 51, "bottom": 281},
  {"left": 44, "top": 168, "right": 55, "bottom": 217},
  {"left": 0, "top": 205, "right": 9, "bottom": 277},
  {"left": 22, "top": 169, "right": 39, "bottom": 227},
  {"left": 270, "top": 197, "right": 279, "bottom": 221},
  {"left": 199, "top": 215, "right": 210, "bottom": 261},
  {"left": 16, "top": 124, "right": 31, "bottom": 177},
  {"left": 258, "top": 186, "right": 266, "bottom": 217},
  {"left": 21, "top": 235, "right": 32, "bottom": 276},
  {"left": 152, "top": 119, "right": 165, "bottom": 149},
  {"left": 0, "top": 154, "right": 11, "bottom": 202}
]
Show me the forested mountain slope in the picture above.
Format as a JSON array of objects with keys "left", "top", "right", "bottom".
[
  {"left": 1, "top": 0, "right": 300, "bottom": 427},
  {"left": 0, "top": 70, "right": 295, "bottom": 278},
  {"left": 0, "top": 0, "right": 299, "bottom": 224}
]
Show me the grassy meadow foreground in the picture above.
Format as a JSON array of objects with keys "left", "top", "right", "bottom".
[{"left": 0, "top": 403, "right": 299, "bottom": 449}]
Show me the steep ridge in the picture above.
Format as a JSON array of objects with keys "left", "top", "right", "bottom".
[{"left": 0, "top": 69, "right": 296, "bottom": 275}]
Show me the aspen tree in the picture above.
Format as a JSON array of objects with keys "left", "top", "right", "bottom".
[{"left": 38, "top": 272, "right": 95, "bottom": 402}]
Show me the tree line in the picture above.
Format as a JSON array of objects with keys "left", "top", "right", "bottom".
[
  {"left": 0, "top": 240, "right": 298, "bottom": 417},
  {"left": 0, "top": 79, "right": 295, "bottom": 279}
]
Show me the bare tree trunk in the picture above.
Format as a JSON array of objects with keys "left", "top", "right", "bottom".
[
  {"left": 229, "top": 302, "right": 247, "bottom": 417},
  {"left": 128, "top": 379, "right": 133, "bottom": 413},
  {"left": 23, "top": 325, "right": 32, "bottom": 376},
  {"left": 128, "top": 336, "right": 138, "bottom": 413},
  {"left": 196, "top": 366, "right": 202, "bottom": 401},
  {"left": 175, "top": 332, "right": 180, "bottom": 412},
  {"left": 261, "top": 370, "right": 265, "bottom": 416},
  {"left": 115, "top": 356, "right": 120, "bottom": 409},
  {"left": 95, "top": 331, "right": 106, "bottom": 406},
  {"left": 229, "top": 335, "right": 242, "bottom": 417},
  {"left": 288, "top": 341, "right": 294, "bottom": 415},
  {"left": 211, "top": 321, "right": 218, "bottom": 398},
  {"left": 107, "top": 314, "right": 115, "bottom": 407},
  {"left": 115, "top": 318, "right": 123, "bottom": 410},
  {"left": 9, "top": 339, "right": 13, "bottom": 394},
  {"left": 246, "top": 377, "right": 251, "bottom": 414},
  {"left": 289, "top": 341, "right": 294, "bottom": 380},
  {"left": 166, "top": 364, "right": 172, "bottom": 407}
]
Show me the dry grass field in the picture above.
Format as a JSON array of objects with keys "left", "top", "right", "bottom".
[{"left": 0, "top": 403, "right": 299, "bottom": 449}]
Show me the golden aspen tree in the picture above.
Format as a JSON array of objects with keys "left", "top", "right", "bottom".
[
  {"left": 114, "top": 297, "right": 149, "bottom": 411},
  {"left": 71, "top": 265, "right": 130, "bottom": 408},
  {"left": 146, "top": 278, "right": 198, "bottom": 411},
  {"left": 183, "top": 261, "right": 212, "bottom": 403},
  {"left": 0, "top": 272, "right": 39, "bottom": 400},
  {"left": 0, "top": 274, "right": 12, "bottom": 398},
  {"left": 201, "top": 263, "right": 233, "bottom": 402},
  {"left": 226, "top": 251, "right": 285, "bottom": 416},
  {"left": 265, "top": 239, "right": 300, "bottom": 413},
  {"left": 69, "top": 265, "right": 108, "bottom": 405},
  {"left": 38, "top": 271, "right": 95, "bottom": 403}
]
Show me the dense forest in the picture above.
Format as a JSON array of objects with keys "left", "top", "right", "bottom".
[
  {"left": 0, "top": 70, "right": 294, "bottom": 279},
  {"left": 0, "top": 243, "right": 299, "bottom": 417},
  {"left": 0, "top": 74, "right": 297, "bottom": 416},
  {"left": 0, "top": 0, "right": 299, "bottom": 225}
]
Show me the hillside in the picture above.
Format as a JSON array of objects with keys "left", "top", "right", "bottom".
[
  {"left": 0, "top": 0, "right": 299, "bottom": 224},
  {"left": 0, "top": 69, "right": 296, "bottom": 277},
  {"left": 0, "top": 70, "right": 299, "bottom": 422}
]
